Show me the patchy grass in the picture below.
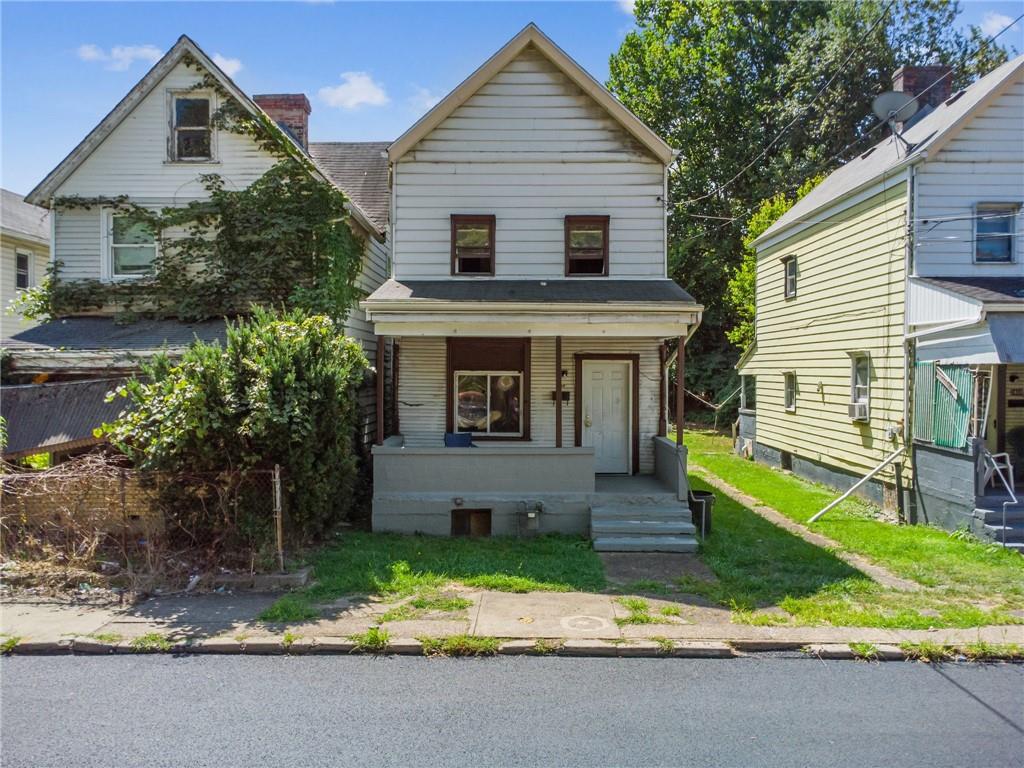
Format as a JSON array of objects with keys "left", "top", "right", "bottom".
[
  {"left": 959, "top": 641, "right": 1023, "bottom": 661},
  {"left": 1, "top": 636, "right": 20, "bottom": 654},
  {"left": 129, "top": 633, "right": 172, "bottom": 652},
  {"left": 678, "top": 473, "right": 1021, "bottom": 628},
  {"left": 685, "top": 431, "right": 1024, "bottom": 599},
  {"left": 614, "top": 596, "right": 670, "bottom": 626},
  {"left": 419, "top": 634, "right": 500, "bottom": 657},
  {"left": 87, "top": 632, "right": 123, "bottom": 644},
  {"left": 349, "top": 627, "right": 390, "bottom": 652},
  {"left": 532, "top": 638, "right": 562, "bottom": 654},
  {"left": 650, "top": 636, "right": 675, "bottom": 654},
  {"left": 900, "top": 641, "right": 954, "bottom": 662},
  {"left": 262, "top": 533, "right": 605, "bottom": 622},
  {"left": 380, "top": 591, "right": 473, "bottom": 623},
  {"left": 659, "top": 605, "right": 682, "bottom": 617},
  {"left": 282, "top": 631, "right": 300, "bottom": 648},
  {"left": 849, "top": 642, "right": 879, "bottom": 661}
]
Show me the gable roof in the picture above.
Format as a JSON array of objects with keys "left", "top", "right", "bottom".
[
  {"left": 755, "top": 53, "right": 1024, "bottom": 247},
  {"left": 1, "top": 188, "right": 49, "bottom": 245},
  {"left": 23, "top": 36, "right": 384, "bottom": 238},
  {"left": 387, "top": 23, "right": 674, "bottom": 165},
  {"left": 309, "top": 142, "right": 390, "bottom": 231}
]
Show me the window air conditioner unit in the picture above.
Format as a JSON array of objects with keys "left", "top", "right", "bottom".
[{"left": 848, "top": 402, "right": 869, "bottom": 421}]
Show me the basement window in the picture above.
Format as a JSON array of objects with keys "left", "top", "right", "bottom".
[
  {"left": 452, "top": 509, "right": 492, "bottom": 537},
  {"left": 171, "top": 92, "right": 213, "bottom": 161}
]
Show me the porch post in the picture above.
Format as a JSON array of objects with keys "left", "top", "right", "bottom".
[
  {"left": 658, "top": 344, "right": 668, "bottom": 437},
  {"left": 676, "top": 336, "right": 685, "bottom": 447},
  {"left": 555, "top": 336, "right": 563, "bottom": 448},
  {"left": 392, "top": 341, "right": 400, "bottom": 437},
  {"left": 375, "top": 338, "right": 386, "bottom": 446}
]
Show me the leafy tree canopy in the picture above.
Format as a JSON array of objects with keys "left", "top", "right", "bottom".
[{"left": 608, "top": 0, "right": 1011, "bottom": 404}]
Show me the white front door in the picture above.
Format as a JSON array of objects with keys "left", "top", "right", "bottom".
[{"left": 582, "top": 360, "right": 631, "bottom": 474}]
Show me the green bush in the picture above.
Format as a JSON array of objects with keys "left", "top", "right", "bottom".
[{"left": 104, "top": 307, "right": 368, "bottom": 544}]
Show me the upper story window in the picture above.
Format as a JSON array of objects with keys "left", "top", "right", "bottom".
[
  {"left": 15, "top": 251, "right": 31, "bottom": 290},
  {"left": 105, "top": 211, "right": 157, "bottom": 280},
  {"left": 975, "top": 203, "right": 1018, "bottom": 264},
  {"left": 565, "top": 216, "right": 609, "bottom": 276},
  {"left": 451, "top": 215, "right": 495, "bottom": 275},
  {"left": 171, "top": 92, "right": 213, "bottom": 162},
  {"left": 783, "top": 256, "right": 797, "bottom": 298}
]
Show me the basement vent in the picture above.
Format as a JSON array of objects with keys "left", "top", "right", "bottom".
[{"left": 452, "top": 509, "right": 492, "bottom": 538}]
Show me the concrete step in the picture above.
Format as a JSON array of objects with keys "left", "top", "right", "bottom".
[
  {"left": 982, "top": 523, "right": 1024, "bottom": 544},
  {"left": 592, "top": 535, "right": 699, "bottom": 553},
  {"left": 974, "top": 505, "right": 1024, "bottom": 525},
  {"left": 591, "top": 519, "right": 696, "bottom": 536},
  {"left": 591, "top": 504, "right": 691, "bottom": 521},
  {"left": 1004, "top": 542, "right": 1024, "bottom": 554}
]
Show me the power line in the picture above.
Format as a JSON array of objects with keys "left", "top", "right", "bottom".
[{"left": 677, "top": 0, "right": 899, "bottom": 208}]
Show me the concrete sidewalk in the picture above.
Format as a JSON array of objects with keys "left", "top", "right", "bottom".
[{"left": 3, "top": 591, "right": 1022, "bottom": 656}]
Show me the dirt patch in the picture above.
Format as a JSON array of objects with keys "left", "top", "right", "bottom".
[{"left": 600, "top": 552, "right": 716, "bottom": 588}]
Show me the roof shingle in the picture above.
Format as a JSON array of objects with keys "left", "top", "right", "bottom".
[{"left": 309, "top": 142, "right": 390, "bottom": 232}]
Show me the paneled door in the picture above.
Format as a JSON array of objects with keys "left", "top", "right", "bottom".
[{"left": 582, "top": 360, "right": 631, "bottom": 474}]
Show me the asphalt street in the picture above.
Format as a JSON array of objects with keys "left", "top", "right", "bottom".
[{"left": 1, "top": 655, "right": 1021, "bottom": 767}]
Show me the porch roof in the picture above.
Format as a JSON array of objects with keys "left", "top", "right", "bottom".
[{"left": 361, "top": 279, "right": 702, "bottom": 338}]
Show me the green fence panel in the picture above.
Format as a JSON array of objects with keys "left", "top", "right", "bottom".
[
  {"left": 933, "top": 364, "right": 972, "bottom": 449},
  {"left": 913, "top": 362, "right": 935, "bottom": 443}
]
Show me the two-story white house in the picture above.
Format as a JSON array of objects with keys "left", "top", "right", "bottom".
[
  {"left": 362, "top": 25, "right": 703, "bottom": 547},
  {"left": 738, "top": 54, "right": 1024, "bottom": 550}
]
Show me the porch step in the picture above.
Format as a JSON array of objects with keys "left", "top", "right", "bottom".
[
  {"left": 974, "top": 504, "right": 1024, "bottom": 525},
  {"left": 982, "top": 523, "right": 1024, "bottom": 544},
  {"left": 591, "top": 519, "right": 696, "bottom": 536},
  {"left": 592, "top": 535, "right": 699, "bottom": 553},
  {"left": 591, "top": 504, "right": 692, "bottom": 521}
]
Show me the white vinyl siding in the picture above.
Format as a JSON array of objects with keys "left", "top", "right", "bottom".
[
  {"left": 1, "top": 236, "right": 48, "bottom": 332},
  {"left": 914, "top": 76, "right": 1024, "bottom": 278},
  {"left": 393, "top": 47, "right": 666, "bottom": 280},
  {"left": 396, "top": 335, "right": 662, "bottom": 472},
  {"left": 54, "top": 60, "right": 276, "bottom": 202}
]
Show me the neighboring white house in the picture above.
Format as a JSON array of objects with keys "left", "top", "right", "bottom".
[
  {"left": 1, "top": 189, "right": 49, "bottom": 333},
  {"left": 740, "top": 54, "right": 1024, "bottom": 549},
  {"left": 5, "top": 36, "right": 390, "bottom": 455},
  {"left": 362, "top": 25, "right": 703, "bottom": 547}
]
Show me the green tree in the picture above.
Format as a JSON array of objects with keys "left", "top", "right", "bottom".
[
  {"left": 608, "top": 0, "right": 1010, "bottom": 405},
  {"left": 104, "top": 308, "right": 369, "bottom": 542}
]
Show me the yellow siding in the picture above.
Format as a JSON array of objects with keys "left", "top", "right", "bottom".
[{"left": 745, "top": 184, "right": 908, "bottom": 481}]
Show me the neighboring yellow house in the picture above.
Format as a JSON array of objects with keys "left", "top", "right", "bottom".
[
  {"left": 1, "top": 188, "right": 49, "bottom": 333},
  {"left": 739, "top": 57, "right": 1024, "bottom": 550}
]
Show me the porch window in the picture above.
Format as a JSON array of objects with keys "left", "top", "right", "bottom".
[
  {"left": 565, "top": 215, "right": 609, "bottom": 276},
  {"left": 782, "top": 256, "right": 797, "bottom": 298},
  {"left": 105, "top": 211, "right": 157, "bottom": 279},
  {"left": 454, "top": 373, "right": 523, "bottom": 436},
  {"left": 974, "top": 204, "right": 1018, "bottom": 264},
  {"left": 171, "top": 93, "right": 212, "bottom": 161},
  {"left": 451, "top": 215, "right": 495, "bottom": 275},
  {"left": 849, "top": 355, "right": 870, "bottom": 421},
  {"left": 784, "top": 372, "right": 796, "bottom": 412},
  {"left": 447, "top": 338, "right": 529, "bottom": 439}
]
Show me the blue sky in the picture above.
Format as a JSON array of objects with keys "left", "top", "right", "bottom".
[{"left": 2, "top": 0, "right": 1021, "bottom": 195}]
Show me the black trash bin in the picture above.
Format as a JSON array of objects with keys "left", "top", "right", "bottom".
[{"left": 688, "top": 490, "right": 715, "bottom": 537}]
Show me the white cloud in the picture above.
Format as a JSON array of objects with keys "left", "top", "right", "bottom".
[
  {"left": 213, "top": 53, "right": 243, "bottom": 78},
  {"left": 409, "top": 86, "right": 442, "bottom": 113},
  {"left": 77, "top": 43, "right": 162, "bottom": 71},
  {"left": 617, "top": 0, "right": 636, "bottom": 15},
  {"left": 318, "top": 71, "right": 390, "bottom": 109},
  {"left": 981, "top": 11, "right": 1018, "bottom": 37}
]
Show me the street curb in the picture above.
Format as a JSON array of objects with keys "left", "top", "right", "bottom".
[{"left": 2, "top": 635, "right": 1021, "bottom": 661}]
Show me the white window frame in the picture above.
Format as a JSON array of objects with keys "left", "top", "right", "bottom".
[
  {"left": 973, "top": 202, "right": 1019, "bottom": 264},
  {"left": 782, "top": 256, "right": 797, "bottom": 298},
  {"left": 849, "top": 354, "right": 871, "bottom": 422},
  {"left": 101, "top": 208, "right": 158, "bottom": 282},
  {"left": 167, "top": 89, "right": 217, "bottom": 163},
  {"left": 14, "top": 249, "right": 33, "bottom": 290},
  {"left": 453, "top": 370, "right": 524, "bottom": 437},
  {"left": 784, "top": 372, "right": 796, "bottom": 413}
]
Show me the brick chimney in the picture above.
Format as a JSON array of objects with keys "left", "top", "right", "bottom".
[
  {"left": 253, "top": 94, "right": 311, "bottom": 150},
  {"left": 892, "top": 65, "right": 954, "bottom": 127}
]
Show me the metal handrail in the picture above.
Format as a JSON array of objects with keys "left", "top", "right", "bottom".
[
  {"left": 809, "top": 446, "right": 905, "bottom": 523},
  {"left": 981, "top": 448, "right": 1018, "bottom": 546}
]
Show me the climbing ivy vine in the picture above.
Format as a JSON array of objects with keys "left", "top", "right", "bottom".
[{"left": 16, "top": 55, "right": 365, "bottom": 325}]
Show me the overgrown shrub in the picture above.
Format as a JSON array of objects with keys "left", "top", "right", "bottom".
[{"left": 103, "top": 308, "right": 368, "bottom": 543}]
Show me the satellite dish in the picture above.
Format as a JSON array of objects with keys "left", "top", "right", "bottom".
[{"left": 872, "top": 91, "right": 920, "bottom": 124}]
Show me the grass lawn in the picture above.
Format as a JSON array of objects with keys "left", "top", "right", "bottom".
[
  {"left": 260, "top": 532, "right": 605, "bottom": 622},
  {"left": 681, "top": 431, "right": 1024, "bottom": 627}
]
